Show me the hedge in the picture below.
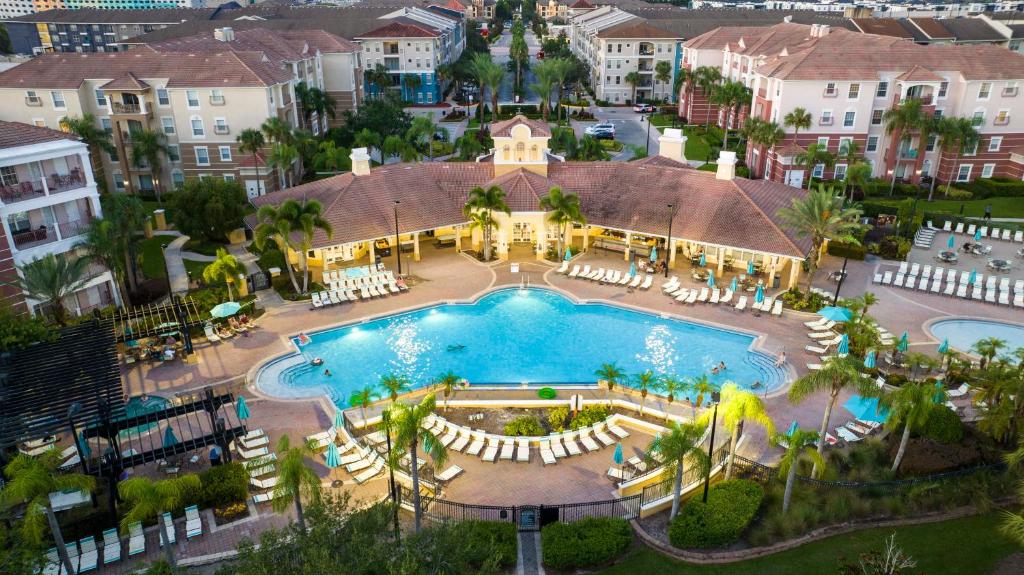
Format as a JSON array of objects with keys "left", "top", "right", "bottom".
[
  {"left": 541, "top": 517, "right": 633, "bottom": 569},
  {"left": 963, "top": 177, "right": 1024, "bottom": 198},
  {"left": 504, "top": 415, "right": 545, "bottom": 436},
  {"left": 199, "top": 462, "right": 249, "bottom": 508},
  {"left": 451, "top": 520, "right": 517, "bottom": 568},
  {"left": 826, "top": 241, "right": 867, "bottom": 260},
  {"left": 922, "top": 405, "right": 964, "bottom": 444},
  {"left": 668, "top": 479, "right": 764, "bottom": 549}
]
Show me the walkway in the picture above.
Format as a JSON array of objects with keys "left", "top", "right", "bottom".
[
  {"left": 518, "top": 532, "right": 543, "bottom": 575},
  {"left": 158, "top": 233, "right": 190, "bottom": 295}
]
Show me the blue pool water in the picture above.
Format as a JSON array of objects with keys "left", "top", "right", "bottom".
[
  {"left": 258, "top": 288, "right": 787, "bottom": 405},
  {"left": 929, "top": 318, "right": 1024, "bottom": 356}
]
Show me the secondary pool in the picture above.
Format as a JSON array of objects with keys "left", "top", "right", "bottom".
[
  {"left": 928, "top": 318, "right": 1024, "bottom": 356},
  {"left": 257, "top": 288, "right": 788, "bottom": 406}
]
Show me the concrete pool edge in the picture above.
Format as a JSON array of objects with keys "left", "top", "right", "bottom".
[{"left": 923, "top": 315, "right": 1024, "bottom": 356}]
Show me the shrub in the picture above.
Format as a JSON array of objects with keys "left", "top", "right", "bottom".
[
  {"left": 780, "top": 288, "right": 827, "bottom": 312},
  {"left": 541, "top": 517, "right": 632, "bottom": 569},
  {"left": 548, "top": 406, "right": 569, "bottom": 432},
  {"left": 504, "top": 415, "right": 545, "bottom": 436},
  {"left": 826, "top": 241, "right": 867, "bottom": 260},
  {"left": 921, "top": 406, "right": 964, "bottom": 444},
  {"left": 866, "top": 235, "right": 911, "bottom": 260},
  {"left": 199, "top": 462, "right": 249, "bottom": 508},
  {"left": 735, "top": 166, "right": 750, "bottom": 178},
  {"left": 668, "top": 479, "right": 764, "bottom": 549},
  {"left": 451, "top": 520, "right": 517, "bottom": 568},
  {"left": 570, "top": 404, "right": 610, "bottom": 430},
  {"left": 963, "top": 177, "right": 1024, "bottom": 198}
]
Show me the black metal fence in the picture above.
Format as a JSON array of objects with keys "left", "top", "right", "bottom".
[
  {"left": 640, "top": 442, "right": 731, "bottom": 506},
  {"left": 248, "top": 271, "right": 270, "bottom": 292}
]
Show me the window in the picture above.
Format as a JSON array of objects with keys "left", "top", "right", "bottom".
[
  {"left": 871, "top": 109, "right": 883, "bottom": 125},
  {"left": 817, "top": 137, "right": 829, "bottom": 147},
  {"left": 843, "top": 110, "right": 856, "bottom": 128},
  {"left": 95, "top": 89, "right": 106, "bottom": 106},
  {"left": 938, "top": 81, "right": 948, "bottom": 99},
  {"left": 956, "top": 164, "right": 972, "bottom": 182},
  {"left": 210, "top": 89, "right": 224, "bottom": 105},
  {"left": 138, "top": 175, "right": 154, "bottom": 193},
  {"left": 195, "top": 147, "right": 210, "bottom": 166},
  {"left": 978, "top": 82, "right": 992, "bottom": 100},
  {"left": 847, "top": 83, "right": 860, "bottom": 99},
  {"left": 839, "top": 138, "right": 852, "bottom": 154},
  {"left": 161, "top": 117, "right": 175, "bottom": 135},
  {"left": 51, "top": 91, "right": 65, "bottom": 109},
  {"left": 965, "top": 140, "right": 978, "bottom": 155},
  {"left": 972, "top": 110, "right": 985, "bottom": 126},
  {"left": 926, "top": 135, "right": 937, "bottom": 152},
  {"left": 875, "top": 81, "right": 888, "bottom": 98},
  {"left": 995, "top": 109, "right": 1010, "bottom": 125},
  {"left": 157, "top": 88, "right": 169, "bottom": 106},
  {"left": 213, "top": 117, "right": 229, "bottom": 134},
  {"left": 223, "top": 174, "right": 236, "bottom": 182},
  {"left": 100, "top": 117, "right": 112, "bottom": 134},
  {"left": 171, "top": 171, "right": 184, "bottom": 189},
  {"left": 834, "top": 164, "right": 847, "bottom": 180},
  {"left": 812, "top": 163, "right": 825, "bottom": 178},
  {"left": 25, "top": 90, "right": 41, "bottom": 106},
  {"left": 219, "top": 146, "right": 232, "bottom": 162},
  {"left": 989, "top": 136, "right": 1003, "bottom": 152},
  {"left": 820, "top": 110, "right": 833, "bottom": 125},
  {"left": 981, "top": 163, "right": 996, "bottom": 178},
  {"left": 113, "top": 171, "right": 125, "bottom": 191},
  {"left": 186, "top": 90, "right": 200, "bottom": 108},
  {"left": 1012, "top": 39, "right": 1023, "bottom": 52},
  {"left": 866, "top": 136, "right": 879, "bottom": 152},
  {"left": 824, "top": 82, "right": 837, "bottom": 97},
  {"left": 167, "top": 144, "right": 180, "bottom": 162},
  {"left": 1004, "top": 82, "right": 1019, "bottom": 97},
  {"left": 191, "top": 118, "right": 204, "bottom": 137},
  {"left": 0, "top": 166, "right": 18, "bottom": 186},
  {"left": 933, "top": 109, "right": 943, "bottom": 119}
]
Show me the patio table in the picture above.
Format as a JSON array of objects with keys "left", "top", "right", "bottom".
[
  {"left": 937, "top": 250, "right": 958, "bottom": 263},
  {"left": 988, "top": 259, "right": 1012, "bottom": 272}
]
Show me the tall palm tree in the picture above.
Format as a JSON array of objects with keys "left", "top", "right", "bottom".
[
  {"left": 539, "top": 186, "right": 584, "bottom": 261},
  {"left": 129, "top": 128, "right": 167, "bottom": 202},
  {"left": 550, "top": 58, "right": 574, "bottom": 124},
  {"left": 483, "top": 62, "right": 505, "bottom": 123},
  {"left": 712, "top": 80, "right": 750, "bottom": 148},
  {"left": 933, "top": 116, "right": 979, "bottom": 198},
  {"left": 509, "top": 33, "right": 529, "bottom": 89},
  {"left": 201, "top": 248, "right": 247, "bottom": 300},
  {"left": 744, "top": 118, "right": 784, "bottom": 178},
  {"left": 845, "top": 162, "right": 872, "bottom": 200},
  {"left": 365, "top": 64, "right": 394, "bottom": 99},
  {"left": 349, "top": 385, "right": 378, "bottom": 424},
  {"left": 701, "top": 382, "right": 775, "bottom": 479},
  {"left": 435, "top": 370, "right": 461, "bottom": 411},
  {"left": 530, "top": 59, "right": 559, "bottom": 121},
  {"left": 269, "top": 435, "right": 321, "bottom": 534},
  {"left": 693, "top": 66, "right": 722, "bottom": 128},
  {"left": 783, "top": 107, "right": 812, "bottom": 143},
  {"left": 660, "top": 375, "right": 686, "bottom": 412},
  {"left": 624, "top": 71, "right": 642, "bottom": 105},
  {"left": 464, "top": 185, "right": 510, "bottom": 261},
  {"left": 882, "top": 98, "right": 928, "bottom": 195},
  {"left": 311, "top": 140, "right": 351, "bottom": 175},
  {"left": 290, "top": 200, "right": 331, "bottom": 294},
  {"left": 402, "top": 74, "right": 422, "bottom": 99},
  {"left": 260, "top": 117, "right": 293, "bottom": 145},
  {"left": 655, "top": 60, "right": 672, "bottom": 97},
  {"left": 267, "top": 142, "right": 299, "bottom": 190},
  {"left": 1, "top": 451, "right": 96, "bottom": 575},
  {"left": 82, "top": 218, "right": 130, "bottom": 305},
  {"left": 17, "top": 254, "right": 90, "bottom": 325},
  {"left": 794, "top": 143, "right": 836, "bottom": 191},
  {"left": 453, "top": 134, "right": 485, "bottom": 160},
  {"left": 60, "top": 114, "right": 115, "bottom": 190},
  {"left": 254, "top": 202, "right": 301, "bottom": 293},
  {"left": 645, "top": 422, "right": 710, "bottom": 519},
  {"left": 388, "top": 393, "right": 447, "bottom": 532},
  {"left": 973, "top": 337, "right": 1007, "bottom": 369},
  {"left": 776, "top": 188, "right": 864, "bottom": 292},
  {"left": 380, "top": 373, "right": 411, "bottom": 403},
  {"left": 882, "top": 382, "right": 943, "bottom": 473},
  {"left": 688, "top": 374, "right": 718, "bottom": 419},
  {"left": 407, "top": 115, "right": 446, "bottom": 161},
  {"left": 236, "top": 128, "right": 266, "bottom": 196},
  {"left": 773, "top": 428, "right": 825, "bottom": 513},
  {"left": 595, "top": 362, "right": 626, "bottom": 403},
  {"left": 98, "top": 194, "right": 146, "bottom": 294},
  {"left": 787, "top": 355, "right": 873, "bottom": 472},
  {"left": 294, "top": 82, "right": 336, "bottom": 131},
  {"left": 382, "top": 135, "right": 419, "bottom": 162},
  {"left": 632, "top": 370, "right": 657, "bottom": 416},
  {"left": 469, "top": 53, "right": 495, "bottom": 122},
  {"left": 119, "top": 475, "right": 200, "bottom": 572}
]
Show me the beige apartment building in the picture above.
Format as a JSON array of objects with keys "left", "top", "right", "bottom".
[
  {"left": 681, "top": 22, "right": 1024, "bottom": 188},
  {"left": 0, "top": 47, "right": 301, "bottom": 199}
]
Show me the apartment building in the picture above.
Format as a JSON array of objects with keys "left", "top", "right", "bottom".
[
  {"left": 356, "top": 6, "right": 466, "bottom": 104},
  {"left": 0, "top": 50, "right": 296, "bottom": 199},
  {"left": 0, "top": 0, "right": 207, "bottom": 23},
  {"left": 0, "top": 121, "right": 118, "bottom": 318},
  {"left": 680, "top": 22, "right": 1024, "bottom": 188},
  {"left": 441, "top": 0, "right": 493, "bottom": 20}
]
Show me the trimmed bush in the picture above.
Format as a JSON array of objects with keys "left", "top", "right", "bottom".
[
  {"left": 541, "top": 517, "right": 632, "bottom": 569},
  {"left": 826, "top": 241, "right": 867, "bottom": 260},
  {"left": 570, "top": 404, "right": 611, "bottom": 430},
  {"left": 963, "top": 177, "right": 1024, "bottom": 198},
  {"left": 451, "top": 520, "right": 517, "bottom": 568},
  {"left": 668, "top": 479, "right": 764, "bottom": 549},
  {"left": 921, "top": 405, "right": 964, "bottom": 444},
  {"left": 199, "top": 462, "right": 249, "bottom": 508},
  {"left": 504, "top": 415, "right": 545, "bottom": 436}
]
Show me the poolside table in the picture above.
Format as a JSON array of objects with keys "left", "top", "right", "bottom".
[
  {"left": 988, "top": 259, "right": 1012, "bottom": 272},
  {"left": 937, "top": 251, "right": 958, "bottom": 263}
]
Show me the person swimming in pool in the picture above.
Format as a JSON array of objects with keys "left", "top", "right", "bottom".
[
  {"left": 324, "top": 369, "right": 332, "bottom": 377},
  {"left": 447, "top": 344, "right": 466, "bottom": 352},
  {"left": 311, "top": 357, "right": 324, "bottom": 366}
]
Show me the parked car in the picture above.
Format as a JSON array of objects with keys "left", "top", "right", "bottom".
[
  {"left": 633, "top": 103, "right": 656, "bottom": 113},
  {"left": 584, "top": 123, "right": 616, "bottom": 137},
  {"left": 587, "top": 128, "right": 615, "bottom": 140}
]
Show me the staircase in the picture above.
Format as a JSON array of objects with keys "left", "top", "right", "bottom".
[{"left": 914, "top": 226, "right": 937, "bottom": 249}]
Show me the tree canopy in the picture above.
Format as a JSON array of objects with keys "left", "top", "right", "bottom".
[{"left": 168, "top": 178, "right": 248, "bottom": 243}]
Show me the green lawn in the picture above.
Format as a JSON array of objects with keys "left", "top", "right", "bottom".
[
  {"left": 140, "top": 200, "right": 173, "bottom": 223},
  {"left": 867, "top": 197, "right": 1024, "bottom": 219},
  {"left": 596, "top": 513, "right": 1016, "bottom": 575},
  {"left": 183, "top": 259, "right": 209, "bottom": 279},
  {"left": 138, "top": 236, "right": 169, "bottom": 279},
  {"left": 183, "top": 239, "right": 227, "bottom": 257}
]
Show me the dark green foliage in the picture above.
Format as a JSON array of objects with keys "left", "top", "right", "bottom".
[
  {"left": 962, "top": 177, "right": 1024, "bottom": 198},
  {"left": 168, "top": 178, "right": 248, "bottom": 243},
  {"left": 503, "top": 415, "right": 545, "bottom": 436},
  {"left": 826, "top": 241, "right": 868, "bottom": 260},
  {"left": 450, "top": 520, "right": 517, "bottom": 568},
  {"left": 921, "top": 406, "right": 964, "bottom": 444},
  {"left": 668, "top": 479, "right": 763, "bottom": 549},
  {"left": 541, "top": 517, "right": 632, "bottom": 569},
  {"left": 570, "top": 405, "right": 611, "bottom": 430},
  {"left": 0, "top": 304, "right": 55, "bottom": 350},
  {"left": 327, "top": 98, "right": 412, "bottom": 148},
  {"left": 199, "top": 463, "right": 248, "bottom": 508}
]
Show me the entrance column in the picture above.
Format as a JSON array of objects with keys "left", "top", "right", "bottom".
[
  {"left": 668, "top": 239, "right": 677, "bottom": 269},
  {"left": 563, "top": 222, "right": 573, "bottom": 254},
  {"left": 767, "top": 255, "right": 779, "bottom": 288},
  {"left": 536, "top": 225, "right": 546, "bottom": 261},
  {"left": 368, "top": 240, "right": 375, "bottom": 264},
  {"left": 413, "top": 232, "right": 421, "bottom": 262},
  {"left": 624, "top": 232, "right": 632, "bottom": 261},
  {"left": 582, "top": 226, "right": 589, "bottom": 251},
  {"left": 716, "top": 246, "right": 725, "bottom": 277},
  {"left": 788, "top": 258, "right": 802, "bottom": 289},
  {"left": 454, "top": 226, "right": 463, "bottom": 251}
]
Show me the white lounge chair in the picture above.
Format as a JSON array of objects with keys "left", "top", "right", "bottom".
[
  {"left": 607, "top": 422, "right": 630, "bottom": 439},
  {"left": 482, "top": 437, "right": 500, "bottom": 462},
  {"left": 882, "top": 271, "right": 893, "bottom": 285},
  {"left": 735, "top": 296, "right": 747, "bottom": 311},
  {"left": 639, "top": 275, "right": 654, "bottom": 290},
  {"left": 435, "top": 464, "right": 463, "bottom": 482},
  {"left": 628, "top": 274, "right": 642, "bottom": 288},
  {"left": 947, "top": 383, "right": 970, "bottom": 398},
  {"left": 203, "top": 323, "right": 221, "bottom": 342},
  {"left": 556, "top": 260, "right": 569, "bottom": 273},
  {"left": 578, "top": 429, "right": 601, "bottom": 452},
  {"left": 499, "top": 438, "right": 515, "bottom": 460},
  {"left": 185, "top": 505, "right": 203, "bottom": 539},
  {"left": 607, "top": 467, "right": 631, "bottom": 481},
  {"left": 697, "top": 287, "right": 710, "bottom": 302},
  {"left": 568, "top": 264, "right": 581, "bottom": 277},
  {"left": 466, "top": 432, "right": 485, "bottom": 456},
  {"left": 562, "top": 432, "right": 582, "bottom": 456},
  {"left": 709, "top": 288, "right": 721, "bottom": 303},
  {"left": 955, "top": 222, "right": 964, "bottom": 233},
  {"left": 160, "top": 512, "right": 176, "bottom": 546},
  {"left": 127, "top": 522, "right": 145, "bottom": 557},
  {"left": 450, "top": 430, "right": 471, "bottom": 452},
  {"left": 720, "top": 289, "right": 733, "bottom": 304},
  {"left": 539, "top": 441, "right": 557, "bottom": 465},
  {"left": 354, "top": 459, "right": 385, "bottom": 484},
  {"left": 78, "top": 536, "right": 98, "bottom": 573},
  {"left": 516, "top": 438, "right": 530, "bottom": 462},
  {"left": 549, "top": 436, "right": 568, "bottom": 458},
  {"left": 771, "top": 300, "right": 783, "bottom": 316},
  {"left": 593, "top": 424, "right": 615, "bottom": 446},
  {"left": 101, "top": 528, "right": 120, "bottom": 565},
  {"left": 239, "top": 434, "right": 269, "bottom": 450}
]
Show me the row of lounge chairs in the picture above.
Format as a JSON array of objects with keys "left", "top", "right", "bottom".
[
  {"left": 661, "top": 277, "right": 783, "bottom": 315},
  {"left": 833, "top": 418, "right": 882, "bottom": 444},
  {"left": 942, "top": 221, "right": 1024, "bottom": 242},
  {"left": 204, "top": 315, "right": 257, "bottom": 342},
  {"left": 228, "top": 429, "right": 285, "bottom": 504},
  {"left": 875, "top": 263, "right": 1024, "bottom": 306},
  {"left": 560, "top": 262, "right": 654, "bottom": 290},
  {"left": 303, "top": 424, "right": 390, "bottom": 484}
]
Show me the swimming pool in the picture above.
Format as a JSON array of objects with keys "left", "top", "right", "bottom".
[
  {"left": 928, "top": 318, "right": 1024, "bottom": 356},
  {"left": 257, "top": 288, "right": 788, "bottom": 406}
]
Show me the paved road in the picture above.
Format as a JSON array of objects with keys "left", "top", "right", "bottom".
[
  {"left": 569, "top": 105, "right": 660, "bottom": 160},
  {"left": 491, "top": 30, "right": 541, "bottom": 105}
]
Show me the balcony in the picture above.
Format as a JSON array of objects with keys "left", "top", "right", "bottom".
[
  {"left": 209, "top": 94, "right": 225, "bottom": 106},
  {"left": 823, "top": 88, "right": 838, "bottom": 98},
  {"left": 0, "top": 157, "right": 86, "bottom": 205},
  {"left": 995, "top": 115, "right": 1011, "bottom": 126},
  {"left": 57, "top": 219, "right": 89, "bottom": 239},
  {"left": 819, "top": 116, "right": 834, "bottom": 126},
  {"left": 904, "top": 94, "right": 933, "bottom": 105},
  {"left": 25, "top": 96, "right": 42, "bottom": 107},
  {"left": 213, "top": 124, "right": 230, "bottom": 135},
  {"left": 111, "top": 101, "right": 150, "bottom": 116},
  {"left": 12, "top": 227, "right": 57, "bottom": 249}
]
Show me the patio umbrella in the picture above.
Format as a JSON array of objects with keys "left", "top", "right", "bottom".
[
  {"left": 729, "top": 277, "right": 738, "bottom": 291},
  {"left": 785, "top": 421, "right": 799, "bottom": 436},
  {"left": 564, "top": 246, "right": 572, "bottom": 261},
  {"left": 629, "top": 261, "right": 637, "bottom": 277},
  {"left": 77, "top": 432, "right": 91, "bottom": 458},
  {"left": 754, "top": 284, "right": 764, "bottom": 304},
  {"left": 163, "top": 426, "right": 179, "bottom": 448},
  {"left": 236, "top": 395, "right": 250, "bottom": 420},
  {"left": 937, "top": 338, "right": 949, "bottom": 354},
  {"left": 897, "top": 331, "right": 909, "bottom": 352},
  {"left": 650, "top": 246, "right": 658, "bottom": 262},
  {"left": 324, "top": 442, "right": 341, "bottom": 468},
  {"left": 747, "top": 260, "right": 755, "bottom": 275},
  {"left": 707, "top": 274, "right": 716, "bottom": 288},
  {"left": 210, "top": 301, "right": 241, "bottom": 318},
  {"left": 333, "top": 409, "right": 345, "bottom": 430},
  {"left": 933, "top": 381, "right": 945, "bottom": 404},
  {"left": 974, "top": 229, "right": 982, "bottom": 241},
  {"left": 843, "top": 395, "right": 889, "bottom": 423},
  {"left": 968, "top": 268, "right": 977, "bottom": 285},
  {"left": 947, "top": 235, "right": 955, "bottom": 249},
  {"left": 699, "top": 252, "right": 706, "bottom": 267},
  {"left": 864, "top": 350, "right": 877, "bottom": 369},
  {"left": 817, "top": 306, "right": 853, "bottom": 322},
  {"left": 613, "top": 442, "right": 623, "bottom": 466},
  {"left": 837, "top": 334, "right": 850, "bottom": 356}
]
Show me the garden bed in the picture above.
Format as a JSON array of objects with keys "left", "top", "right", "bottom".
[{"left": 213, "top": 501, "right": 251, "bottom": 527}]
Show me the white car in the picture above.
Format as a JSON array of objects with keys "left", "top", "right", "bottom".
[{"left": 584, "top": 123, "right": 615, "bottom": 136}]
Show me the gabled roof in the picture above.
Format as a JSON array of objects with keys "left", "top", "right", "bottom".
[
  {"left": 354, "top": 20, "right": 439, "bottom": 38},
  {"left": 596, "top": 20, "right": 679, "bottom": 40},
  {"left": 908, "top": 17, "right": 954, "bottom": 40},
  {"left": 491, "top": 115, "right": 552, "bottom": 137},
  {"left": 569, "top": 0, "right": 594, "bottom": 8},
  {"left": 0, "top": 121, "right": 79, "bottom": 150},
  {"left": 895, "top": 65, "right": 944, "bottom": 83},
  {"left": 849, "top": 18, "right": 915, "bottom": 39},
  {"left": 100, "top": 72, "right": 150, "bottom": 91}
]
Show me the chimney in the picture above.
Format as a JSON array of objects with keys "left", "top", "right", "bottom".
[
  {"left": 214, "top": 27, "right": 234, "bottom": 42},
  {"left": 658, "top": 128, "right": 688, "bottom": 164},
  {"left": 783, "top": 15, "right": 792, "bottom": 23},
  {"left": 716, "top": 150, "right": 737, "bottom": 180},
  {"left": 350, "top": 147, "right": 371, "bottom": 176},
  {"left": 818, "top": 25, "right": 830, "bottom": 37},
  {"left": 809, "top": 24, "right": 819, "bottom": 37}
]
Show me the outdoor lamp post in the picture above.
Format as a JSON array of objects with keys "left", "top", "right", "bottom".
[
  {"left": 394, "top": 200, "right": 402, "bottom": 276},
  {"left": 644, "top": 114, "right": 652, "bottom": 156},
  {"left": 832, "top": 257, "right": 849, "bottom": 306},
  {"left": 888, "top": 166, "right": 897, "bottom": 196},
  {"left": 664, "top": 203, "right": 675, "bottom": 277},
  {"left": 701, "top": 391, "right": 721, "bottom": 504}
]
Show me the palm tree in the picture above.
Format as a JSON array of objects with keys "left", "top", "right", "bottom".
[
  {"left": 435, "top": 370, "right": 461, "bottom": 411},
  {"left": 693, "top": 66, "right": 722, "bottom": 128},
  {"left": 483, "top": 62, "right": 505, "bottom": 123},
  {"left": 776, "top": 188, "right": 864, "bottom": 292},
  {"left": 934, "top": 117, "right": 979, "bottom": 198},
  {"left": 645, "top": 422, "right": 710, "bottom": 519},
  {"left": 632, "top": 370, "right": 657, "bottom": 416},
  {"left": 129, "top": 128, "right": 167, "bottom": 202},
  {"left": 660, "top": 375, "right": 686, "bottom": 411},
  {"left": 882, "top": 98, "right": 928, "bottom": 195},
  {"left": 388, "top": 393, "right": 447, "bottom": 532},
  {"left": 783, "top": 107, "right": 812, "bottom": 143},
  {"left": 17, "top": 254, "right": 90, "bottom": 325},
  {"left": 236, "top": 128, "right": 266, "bottom": 196},
  {"left": 380, "top": 373, "right": 411, "bottom": 403},
  {"left": 402, "top": 74, "right": 422, "bottom": 100},
  {"left": 882, "top": 382, "right": 943, "bottom": 473},
  {"left": 365, "top": 64, "right": 394, "bottom": 99},
  {"left": 550, "top": 58, "right": 574, "bottom": 124},
  {"left": 464, "top": 185, "right": 510, "bottom": 261},
  {"left": 702, "top": 382, "right": 775, "bottom": 480},
  {"left": 773, "top": 428, "right": 825, "bottom": 513},
  {"left": 531, "top": 59, "right": 559, "bottom": 121},
  {"left": 539, "top": 186, "right": 584, "bottom": 262},
  {"left": 624, "top": 71, "right": 641, "bottom": 105},
  {"left": 267, "top": 142, "right": 299, "bottom": 190},
  {"left": 1001, "top": 437, "right": 1024, "bottom": 545},
  {"left": 688, "top": 374, "right": 718, "bottom": 419},
  {"left": 469, "top": 53, "right": 495, "bottom": 122},
  {"left": 712, "top": 81, "right": 750, "bottom": 149},
  {"left": 60, "top": 114, "right": 115, "bottom": 189},
  {"left": 1, "top": 451, "right": 96, "bottom": 575},
  {"left": 349, "top": 385, "right": 378, "bottom": 424},
  {"left": 407, "top": 115, "right": 446, "bottom": 161},
  {"left": 82, "top": 218, "right": 131, "bottom": 305},
  {"left": 845, "top": 162, "right": 872, "bottom": 200},
  {"left": 787, "top": 355, "right": 872, "bottom": 472},
  {"left": 453, "top": 134, "right": 485, "bottom": 160},
  {"left": 254, "top": 202, "right": 301, "bottom": 293},
  {"left": 973, "top": 337, "right": 1007, "bottom": 369},
  {"left": 435, "top": 63, "right": 453, "bottom": 94},
  {"left": 294, "top": 82, "right": 336, "bottom": 131},
  {"left": 311, "top": 140, "right": 351, "bottom": 175},
  {"left": 291, "top": 200, "right": 331, "bottom": 294},
  {"left": 202, "top": 248, "right": 247, "bottom": 300},
  {"left": 253, "top": 198, "right": 331, "bottom": 294},
  {"left": 119, "top": 475, "right": 200, "bottom": 572},
  {"left": 260, "top": 117, "right": 293, "bottom": 145},
  {"left": 794, "top": 143, "right": 836, "bottom": 191},
  {"left": 744, "top": 118, "right": 784, "bottom": 178},
  {"left": 269, "top": 435, "right": 321, "bottom": 534},
  {"left": 354, "top": 128, "right": 382, "bottom": 161},
  {"left": 97, "top": 194, "right": 146, "bottom": 294},
  {"left": 655, "top": 61, "right": 672, "bottom": 97},
  {"left": 595, "top": 362, "right": 626, "bottom": 403},
  {"left": 510, "top": 33, "right": 529, "bottom": 89},
  {"left": 576, "top": 135, "right": 609, "bottom": 161}
]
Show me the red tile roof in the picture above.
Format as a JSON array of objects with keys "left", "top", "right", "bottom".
[
  {"left": 596, "top": 21, "right": 679, "bottom": 40},
  {"left": 908, "top": 17, "right": 954, "bottom": 40},
  {"left": 895, "top": 65, "right": 944, "bottom": 83},
  {"left": 569, "top": 0, "right": 594, "bottom": 8},
  {"left": 237, "top": 152, "right": 267, "bottom": 168},
  {"left": 100, "top": 72, "right": 150, "bottom": 91},
  {"left": 850, "top": 18, "right": 915, "bottom": 39},
  {"left": 0, "top": 121, "right": 79, "bottom": 150},
  {"left": 355, "top": 21, "right": 440, "bottom": 39},
  {"left": 491, "top": 115, "right": 552, "bottom": 137}
]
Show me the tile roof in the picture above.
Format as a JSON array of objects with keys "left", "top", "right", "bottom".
[
  {"left": 849, "top": 18, "right": 915, "bottom": 39},
  {"left": 0, "top": 121, "right": 79, "bottom": 150},
  {"left": 895, "top": 65, "right": 944, "bottom": 82},
  {"left": 248, "top": 160, "right": 812, "bottom": 258},
  {"left": 355, "top": 20, "right": 439, "bottom": 38},
  {"left": 939, "top": 18, "right": 1006, "bottom": 42},
  {"left": 4, "top": 7, "right": 216, "bottom": 24},
  {"left": 908, "top": 17, "right": 954, "bottom": 40},
  {"left": 569, "top": 0, "right": 594, "bottom": 8},
  {"left": 491, "top": 115, "right": 552, "bottom": 137},
  {"left": 146, "top": 27, "right": 361, "bottom": 65},
  {"left": 0, "top": 51, "right": 293, "bottom": 89},
  {"left": 636, "top": 8, "right": 855, "bottom": 40},
  {"left": 100, "top": 72, "right": 150, "bottom": 90},
  {"left": 238, "top": 152, "right": 267, "bottom": 168},
  {"left": 596, "top": 20, "right": 680, "bottom": 39}
]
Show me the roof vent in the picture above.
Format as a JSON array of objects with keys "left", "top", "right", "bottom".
[
  {"left": 783, "top": 15, "right": 793, "bottom": 23},
  {"left": 214, "top": 27, "right": 235, "bottom": 42}
]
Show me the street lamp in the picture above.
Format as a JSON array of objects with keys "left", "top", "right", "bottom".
[
  {"left": 832, "top": 257, "right": 849, "bottom": 306},
  {"left": 664, "top": 203, "right": 675, "bottom": 277},
  {"left": 643, "top": 114, "right": 652, "bottom": 156},
  {"left": 701, "top": 390, "right": 721, "bottom": 504},
  {"left": 393, "top": 200, "right": 402, "bottom": 276}
]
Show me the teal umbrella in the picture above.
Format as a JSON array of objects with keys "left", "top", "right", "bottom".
[
  {"left": 650, "top": 246, "right": 658, "bottom": 262},
  {"left": 968, "top": 268, "right": 977, "bottom": 285},
  {"left": 786, "top": 421, "right": 798, "bottom": 436},
  {"left": 210, "top": 301, "right": 241, "bottom": 318},
  {"left": 629, "top": 261, "right": 637, "bottom": 277},
  {"left": 837, "top": 334, "right": 850, "bottom": 355},
  {"left": 564, "top": 246, "right": 572, "bottom": 261},
  {"left": 937, "top": 338, "right": 949, "bottom": 354},
  {"left": 818, "top": 306, "right": 853, "bottom": 322},
  {"left": 754, "top": 284, "right": 764, "bottom": 303},
  {"left": 707, "top": 274, "right": 716, "bottom": 288},
  {"left": 897, "top": 331, "right": 909, "bottom": 352},
  {"left": 947, "top": 235, "right": 955, "bottom": 249},
  {"left": 747, "top": 260, "right": 755, "bottom": 275},
  {"left": 974, "top": 229, "right": 982, "bottom": 241},
  {"left": 77, "top": 432, "right": 91, "bottom": 458},
  {"left": 163, "top": 426, "right": 179, "bottom": 448},
  {"left": 333, "top": 409, "right": 345, "bottom": 430},
  {"left": 729, "top": 277, "right": 738, "bottom": 291},
  {"left": 324, "top": 442, "right": 341, "bottom": 468},
  {"left": 864, "top": 349, "right": 877, "bottom": 369},
  {"left": 933, "top": 381, "right": 945, "bottom": 404},
  {"left": 843, "top": 395, "right": 888, "bottom": 423},
  {"left": 236, "top": 395, "right": 250, "bottom": 420},
  {"left": 699, "top": 252, "right": 706, "bottom": 267},
  {"left": 612, "top": 442, "right": 623, "bottom": 466}
]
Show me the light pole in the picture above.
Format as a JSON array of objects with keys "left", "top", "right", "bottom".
[
  {"left": 664, "top": 203, "right": 675, "bottom": 277},
  {"left": 832, "top": 257, "right": 849, "bottom": 306},
  {"left": 644, "top": 114, "right": 652, "bottom": 156},
  {"left": 393, "top": 200, "right": 402, "bottom": 276},
  {"left": 701, "top": 391, "right": 721, "bottom": 504}
]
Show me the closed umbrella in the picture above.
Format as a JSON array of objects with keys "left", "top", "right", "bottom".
[
  {"left": 236, "top": 395, "right": 250, "bottom": 420},
  {"left": 629, "top": 261, "right": 637, "bottom": 277},
  {"left": 650, "top": 246, "right": 658, "bottom": 262},
  {"left": 564, "top": 246, "right": 572, "bottom": 261},
  {"left": 968, "top": 268, "right": 977, "bottom": 285},
  {"left": 324, "top": 442, "right": 341, "bottom": 468},
  {"left": 747, "top": 260, "right": 755, "bottom": 275},
  {"left": 837, "top": 334, "right": 850, "bottom": 356},
  {"left": 77, "top": 432, "right": 91, "bottom": 458},
  {"left": 613, "top": 442, "right": 623, "bottom": 466},
  {"left": 729, "top": 277, "right": 738, "bottom": 291},
  {"left": 863, "top": 349, "right": 877, "bottom": 369},
  {"left": 754, "top": 284, "right": 764, "bottom": 303},
  {"left": 975, "top": 229, "right": 982, "bottom": 241},
  {"left": 947, "top": 235, "right": 955, "bottom": 249},
  {"left": 897, "top": 331, "right": 909, "bottom": 352},
  {"left": 707, "top": 274, "right": 716, "bottom": 288},
  {"left": 786, "top": 421, "right": 799, "bottom": 436},
  {"left": 333, "top": 409, "right": 345, "bottom": 430},
  {"left": 163, "top": 426, "right": 179, "bottom": 448},
  {"left": 210, "top": 302, "right": 241, "bottom": 318},
  {"left": 937, "top": 338, "right": 949, "bottom": 354},
  {"left": 699, "top": 252, "right": 706, "bottom": 267}
]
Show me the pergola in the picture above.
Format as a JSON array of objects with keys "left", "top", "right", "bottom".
[{"left": 108, "top": 296, "right": 205, "bottom": 354}]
